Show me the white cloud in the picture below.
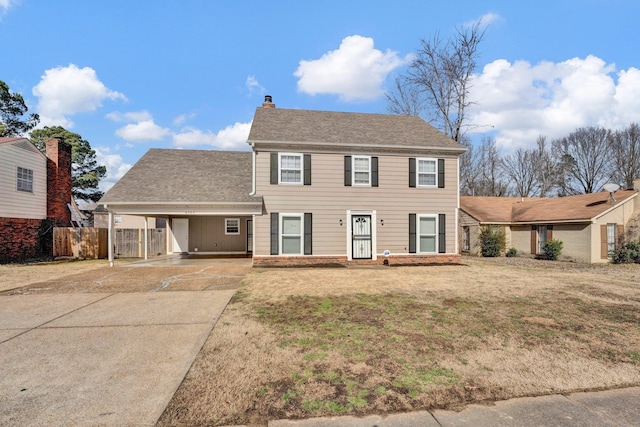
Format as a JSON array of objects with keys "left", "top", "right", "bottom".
[
  {"left": 33, "top": 64, "right": 126, "bottom": 128},
  {"left": 172, "top": 112, "right": 196, "bottom": 126},
  {"left": 108, "top": 110, "right": 169, "bottom": 142},
  {"left": 246, "top": 75, "right": 265, "bottom": 94},
  {"left": 294, "top": 35, "right": 409, "bottom": 102},
  {"left": 173, "top": 121, "right": 252, "bottom": 150},
  {"left": 468, "top": 12, "right": 501, "bottom": 27},
  {"left": 0, "top": 0, "right": 18, "bottom": 13},
  {"left": 94, "top": 147, "right": 132, "bottom": 192},
  {"left": 467, "top": 55, "right": 640, "bottom": 150}
]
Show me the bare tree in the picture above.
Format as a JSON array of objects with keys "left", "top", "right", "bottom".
[
  {"left": 461, "top": 137, "right": 507, "bottom": 196},
  {"left": 385, "top": 77, "right": 426, "bottom": 117},
  {"left": 610, "top": 123, "right": 640, "bottom": 189},
  {"left": 533, "top": 135, "right": 559, "bottom": 197},
  {"left": 386, "top": 21, "right": 486, "bottom": 142},
  {"left": 501, "top": 148, "right": 537, "bottom": 197},
  {"left": 459, "top": 137, "right": 479, "bottom": 195},
  {"left": 552, "top": 127, "right": 613, "bottom": 194}
]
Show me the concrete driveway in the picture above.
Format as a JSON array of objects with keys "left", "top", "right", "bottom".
[{"left": 0, "top": 257, "right": 249, "bottom": 426}]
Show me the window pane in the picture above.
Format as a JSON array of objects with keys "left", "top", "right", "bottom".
[
  {"left": 281, "top": 155, "right": 301, "bottom": 169},
  {"left": 418, "top": 160, "right": 436, "bottom": 173},
  {"left": 281, "top": 170, "right": 301, "bottom": 183},
  {"left": 418, "top": 174, "right": 436, "bottom": 186},
  {"left": 420, "top": 236, "right": 436, "bottom": 252},
  {"left": 420, "top": 217, "right": 436, "bottom": 234},
  {"left": 282, "top": 216, "right": 301, "bottom": 234},
  {"left": 607, "top": 223, "right": 616, "bottom": 253},
  {"left": 282, "top": 236, "right": 301, "bottom": 254},
  {"left": 354, "top": 171, "right": 370, "bottom": 184},
  {"left": 353, "top": 157, "right": 369, "bottom": 171}
]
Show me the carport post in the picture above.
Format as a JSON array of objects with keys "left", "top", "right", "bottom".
[
  {"left": 108, "top": 209, "right": 114, "bottom": 267},
  {"left": 144, "top": 216, "right": 148, "bottom": 260}
]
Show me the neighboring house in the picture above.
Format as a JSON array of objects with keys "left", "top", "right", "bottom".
[
  {"left": 100, "top": 96, "right": 466, "bottom": 266},
  {"left": 0, "top": 137, "right": 73, "bottom": 262},
  {"left": 93, "top": 205, "right": 164, "bottom": 229},
  {"left": 460, "top": 185, "right": 640, "bottom": 263}
]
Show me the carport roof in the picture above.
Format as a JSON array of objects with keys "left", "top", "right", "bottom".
[{"left": 100, "top": 149, "right": 260, "bottom": 205}]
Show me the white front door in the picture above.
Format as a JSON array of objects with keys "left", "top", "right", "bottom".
[{"left": 172, "top": 218, "right": 189, "bottom": 253}]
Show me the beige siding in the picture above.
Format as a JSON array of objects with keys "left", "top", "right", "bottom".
[
  {"left": 510, "top": 226, "right": 532, "bottom": 255},
  {"left": 551, "top": 224, "right": 591, "bottom": 263},
  {"left": 590, "top": 196, "right": 638, "bottom": 262},
  {"left": 458, "top": 210, "right": 480, "bottom": 255},
  {"left": 0, "top": 143, "right": 47, "bottom": 219},
  {"left": 254, "top": 151, "right": 459, "bottom": 257},
  {"left": 188, "top": 216, "right": 251, "bottom": 252}
]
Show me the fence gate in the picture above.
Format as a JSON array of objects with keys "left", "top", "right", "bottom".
[
  {"left": 352, "top": 215, "right": 372, "bottom": 259},
  {"left": 53, "top": 228, "right": 166, "bottom": 259}
]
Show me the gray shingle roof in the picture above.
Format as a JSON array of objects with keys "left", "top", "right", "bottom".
[
  {"left": 247, "top": 107, "right": 465, "bottom": 151},
  {"left": 100, "top": 149, "right": 259, "bottom": 204}
]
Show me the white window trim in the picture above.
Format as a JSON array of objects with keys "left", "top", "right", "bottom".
[
  {"left": 17, "top": 166, "right": 34, "bottom": 193},
  {"left": 416, "top": 157, "right": 437, "bottom": 188},
  {"left": 280, "top": 213, "right": 304, "bottom": 255},
  {"left": 538, "top": 225, "right": 548, "bottom": 254},
  {"left": 417, "top": 214, "right": 438, "bottom": 254},
  {"left": 278, "top": 152, "right": 303, "bottom": 185},
  {"left": 352, "top": 155, "right": 371, "bottom": 187},
  {"left": 225, "top": 218, "right": 240, "bottom": 235},
  {"left": 607, "top": 223, "right": 616, "bottom": 256}
]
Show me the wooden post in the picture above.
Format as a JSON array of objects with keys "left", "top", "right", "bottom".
[
  {"left": 108, "top": 209, "right": 114, "bottom": 267},
  {"left": 144, "top": 217, "right": 148, "bottom": 260}
]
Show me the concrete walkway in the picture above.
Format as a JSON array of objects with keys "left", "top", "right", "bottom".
[
  {"left": 0, "top": 289, "right": 235, "bottom": 426},
  {"left": 269, "top": 386, "right": 640, "bottom": 426}
]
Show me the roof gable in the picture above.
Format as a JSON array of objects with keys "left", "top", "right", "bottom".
[
  {"left": 247, "top": 107, "right": 465, "bottom": 152},
  {"left": 0, "top": 137, "right": 44, "bottom": 157},
  {"left": 461, "top": 190, "right": 638, "bottom": 223}
]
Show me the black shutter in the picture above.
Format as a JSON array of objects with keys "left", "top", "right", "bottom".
[
  {"left": 304, "top": 154, "right": 311, "bottom": 185},
  {"left": 371, "top": 157, "right": 378, "bottom": 187},
  {"left": 438, "top": 159, "right": 445, "bottom": 188},
  {"left": 409, "top": 158, "right": 416, "bottom": 188},
  {"left": 304, "top": 213, "right": 312, "bottom": 255},
  {"left": 270, "top": 153, "right": 278, "bottom": 185},
  {"left": 438, "top": 213, "right": 446, "bottom": 253},
  {"left": 409, "top": 213, "right": 416, "bottom": 253},
  {"left": 270, "top": 212, "right": 279, "bottom": 255},
  {"left": 344, "top": 156, "right": 352, "bottom": 186}
]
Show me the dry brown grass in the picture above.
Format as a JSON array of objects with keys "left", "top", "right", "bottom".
[{"left": 158, "top": 256, "right": 640, "bottom": 426}]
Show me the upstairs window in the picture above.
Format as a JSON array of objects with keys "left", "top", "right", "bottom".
[
  {"left": 353, "top": 156, "right": 371, "bottom": 186},
  {"left": 417, "top": 158, "right": 437, "bottom": 187},
  {"left": 279, "top": 153, "right": 302, "bottom": 184},
  {"left": 17, "top": 167, "right": 33, "bottom": 193}
]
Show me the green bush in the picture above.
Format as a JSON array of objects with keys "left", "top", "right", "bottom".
[
  {"left": 612, "top": 241, "right": 640, "bottom": 264},
  {"left": 543, "top": 239, "right": 563, "bottom": 261},
  {"left": 479, "top": 226, "right": 506, "bottom": 257},
  {"left": 506, "top": 247, "right": 517, "bottom": 257}
]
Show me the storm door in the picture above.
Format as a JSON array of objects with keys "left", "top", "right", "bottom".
[{"left": 352, "top": 215, "right": 372, "bottom": 259}]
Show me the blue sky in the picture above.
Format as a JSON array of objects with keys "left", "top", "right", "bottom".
[{"left": 2, "top": 0, "right": 640, "bottom": 191}]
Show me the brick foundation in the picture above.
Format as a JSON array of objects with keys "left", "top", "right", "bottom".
[
  {"left": 0, "top": 217, "right": 50, "bottom": 263},
  {"left": 252, "top": 253, "right": 461, "bottom": 267}
]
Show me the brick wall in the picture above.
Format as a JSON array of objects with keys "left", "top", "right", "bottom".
[
  {"left": 252, "top": 253, "right": 461, "bottom": 267},
  {"left": 0, "top": 217, "right": 48, "bottom": 263},
  {"left": 46, "top": 138, "right": 72, "bottom": 226}
]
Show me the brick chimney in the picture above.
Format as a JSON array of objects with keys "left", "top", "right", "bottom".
[
  {"left": 46, "top": 138, "right": 73, "bottom": 226},
  {"left": 262, "top": 95, "right": 275, "bottom": 108}
]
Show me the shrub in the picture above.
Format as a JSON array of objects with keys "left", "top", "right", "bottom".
[
  {"left": 479, "top": 226, "right": 506, "bottom": 257},
  {"left": 612, "top": 241, "right": 640, "bottom": 264},
  {"left": 543, "top": 239, "right": 563, "bottom": 261},
  {"left": 506, "top": 247, "right": 517, "bottom": 257}
]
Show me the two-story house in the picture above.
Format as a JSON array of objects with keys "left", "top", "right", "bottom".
[
  {"left": 100, "top": 97, "right": 466, "bottom": 266},
  {"left": 0, "top": 137, "right": 73, "bottom": 262}
]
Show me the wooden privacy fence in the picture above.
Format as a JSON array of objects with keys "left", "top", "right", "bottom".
[{"left": 53, "top": 228, "right": 166, "bottom": 259}]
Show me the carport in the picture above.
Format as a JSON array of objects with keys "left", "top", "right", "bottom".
[{"left": 98, "top": 149, "right": 262, "bottom": 266}]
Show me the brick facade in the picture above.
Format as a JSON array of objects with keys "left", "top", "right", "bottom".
[
  {"left": 252, "top": 253, "right": 461, "bottom": 267},
  {"left": 0, "top": 217, "right": 48, "bottom": 262},
  {"left": 0, "top": 138, "right": 72, "bottom": 263}
]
